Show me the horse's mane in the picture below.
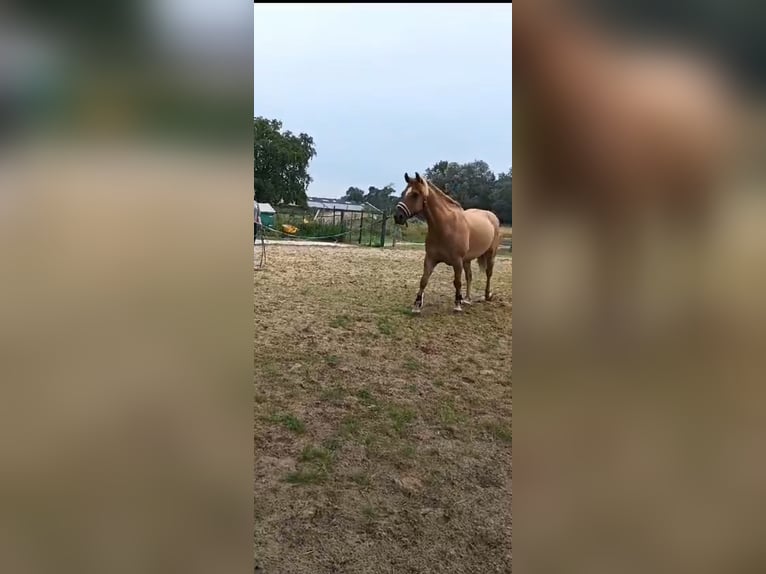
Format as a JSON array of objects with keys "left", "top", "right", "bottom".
[{"left": 425, "top": 179, "right": 463, "bottom": 209}]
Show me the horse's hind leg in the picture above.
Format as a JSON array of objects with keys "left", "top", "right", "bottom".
[
  {"left": 463, "top": 260, "right": 473, "bottom": 304},
  {"left": 484, "top": 252, "right": 496, "bottom": 301},
  {"left": 412, "top": 257, "right": 436, "bottom": 314}
]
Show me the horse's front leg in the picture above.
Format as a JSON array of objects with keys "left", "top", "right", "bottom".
[
  {"left": 412, "top": 257, "right": 436, "bottom": 314},
  {"left": 463, "top": 260, "right": 473, "bottom": 305},
  {"left": 452, "top": 262, "right": 465, "bottom": 312}
]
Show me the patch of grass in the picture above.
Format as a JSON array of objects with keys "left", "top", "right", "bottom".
[
  {"left": 356, "top": 388, "right": 377, "bottom": 406},
  {"left": 387, "top": 406, "right": 416, "bottom": 435},
  {"left": 399, "top": 444, "right": 416, "bottom": 458},
  {"left": 340, "top": 416, "right": 362, "bottom": 437},
  {"left": 322, "top": 436, "right": 343, "bottom": 452},
  {"left": 376, "top": 316, "right": 395, "bottom": 335},
  {"left": 286, "top": 444, "right": 336, "bottom": 486},
  {"left": 349, "top": 471, "right": 371, "bottom": 486},
  {"left": 326, "top": 354, "right": 340, "bottom": 367},
  {"left": 438, "top": 401, "right": 465, "bottom": 425},
  {"left": 330, "top": 314, "right": 352, "bottom": 329},
  {"left": 403, "top": 357, "right": 422, "bottom": 371},
  {"left": 361, "top": 505, "right": 378, "bottom": 521},
  {"left": 300, "top": 444, "right": 333, "bottom": 467},
  {"left": 320, "top": 386, "right": 346, "bottom": 404},
  {"left": 285, "top": 468, "right": 327, "bottom": 485},
  {"left": 260, "top": 362, "right": 281, "bottom": 381},
  {"left": 482, "top": 421, "right": 512, "bottom": 444},
  {"left": 362, "top": 433, "right": 378, "bottom": 448},
  {"left": 269, "top": 413, "right": 306, "bottom": 434}
]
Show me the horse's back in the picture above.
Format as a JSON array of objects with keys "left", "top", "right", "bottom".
[{"left": 464, "top": 209, "right": 500, "bottom": 259}]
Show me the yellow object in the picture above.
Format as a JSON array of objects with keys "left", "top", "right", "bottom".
[{"left": 281, "top": 224, "right": 298, "bottom": 235}]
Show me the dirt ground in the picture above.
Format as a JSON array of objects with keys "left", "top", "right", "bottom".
[{"left": 254, "top": 245, "right": 512, "bottom": 573}]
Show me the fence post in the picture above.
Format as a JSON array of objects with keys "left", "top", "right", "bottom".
[
  {"left": 358, "top": 212, "right": 364, "bottom": 245},
  {"left": 379, "top": 216, "right": 387, "bottom": 248},
  {"left": 368, "top": 216, "right": 373, "bottom": 246}
]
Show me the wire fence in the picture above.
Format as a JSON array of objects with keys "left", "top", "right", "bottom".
[
  {"left": 259, "top": 209, "right": 428, "bottom": 247},
  {"left": 255, "top": 208, "right": 511, "bottom": 251}
]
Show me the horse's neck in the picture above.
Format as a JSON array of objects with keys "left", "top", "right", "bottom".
[{"left": 424, "top": 186, "right": 461, "bottom": 230}]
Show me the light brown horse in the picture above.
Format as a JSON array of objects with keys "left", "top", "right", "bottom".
[{"left": 394, "top": 172, "right": 501, "bottom": 313}]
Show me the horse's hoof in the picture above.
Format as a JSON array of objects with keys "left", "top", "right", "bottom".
[
  {"left": 411, "top": 307, "right": 422, "bottom": 315},
  {"left": 453, "top": 305, "right": 463, "bottom": 313},
  {"left": 484, "top": 293, "right": 493, "bottom": 302},
  {"left": 463, "top": 298, "right": 473, "bottom": 306}
]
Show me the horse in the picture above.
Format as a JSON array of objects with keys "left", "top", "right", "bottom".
[{"left": 394, "top": 172, "right": 502, "bottom": 313}]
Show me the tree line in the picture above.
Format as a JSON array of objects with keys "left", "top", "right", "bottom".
[{"left": 254, "top": 116, "right": 511, "bottom": 225}]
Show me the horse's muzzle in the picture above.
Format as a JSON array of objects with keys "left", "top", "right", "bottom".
[{"left": 394, "top": 202, "right": 411, "bottom": 225}]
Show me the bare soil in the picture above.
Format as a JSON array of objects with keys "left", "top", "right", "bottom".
[{"left": 254, "top": 245, "right": 512, "bottom": 573}]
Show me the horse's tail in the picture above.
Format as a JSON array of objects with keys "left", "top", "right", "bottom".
[
  {"left": 477, "top": 212, "right": 502, "bottom": 273},
  {"left": 477, "top": 248, "right": 496, "bottom": 274},
  {"left": 477, "top": 252, "right": 488, "bottom": 274}
]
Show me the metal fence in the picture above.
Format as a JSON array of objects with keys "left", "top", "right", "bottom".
[
  {"left": 259, "top": 209, "right": 400, "bottom": 247},
  {"left": 256, "top": 207, "right": 510, "bottom": 251}
]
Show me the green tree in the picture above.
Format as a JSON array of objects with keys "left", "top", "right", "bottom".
[
  {"left": 364, "top": 184, "right": 399, "bottom": 213},
  {"left": 424, "top": 160, "right": 497, "bottom": 210},
  {"left": 491, "top": 168, "right": 512, "bottom": 225},
  {"left": 254, "top": 116, "right": 316, "bottom": 206},
  {"left": 340, "top": 186, "right": 365, "bottom": 203},
  {"left": 423, "top": 160, "right": 461, "bottom": 197}
]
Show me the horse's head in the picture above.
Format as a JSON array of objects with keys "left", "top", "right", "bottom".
[{"left": 394, "top": 172, "right": 429, "bottom": 225}]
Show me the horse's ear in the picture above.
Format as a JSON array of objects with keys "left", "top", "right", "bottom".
[
  {"left": 415, "top": 172, "right": 424, "bottom": 184},
  {"left": 404, "top": 172, "right": 411, "bottom": 184}
]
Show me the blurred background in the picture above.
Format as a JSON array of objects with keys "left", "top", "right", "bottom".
[
  {"left": 515, "top": 0, "right": 766, "bottom": 572},
  {"left": 0, "top": 1, "right": 253, "bottom": 572}
]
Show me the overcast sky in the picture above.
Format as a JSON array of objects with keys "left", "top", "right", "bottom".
[{"left": 254, "top": 3, "right": 512, "bottom": 198}]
